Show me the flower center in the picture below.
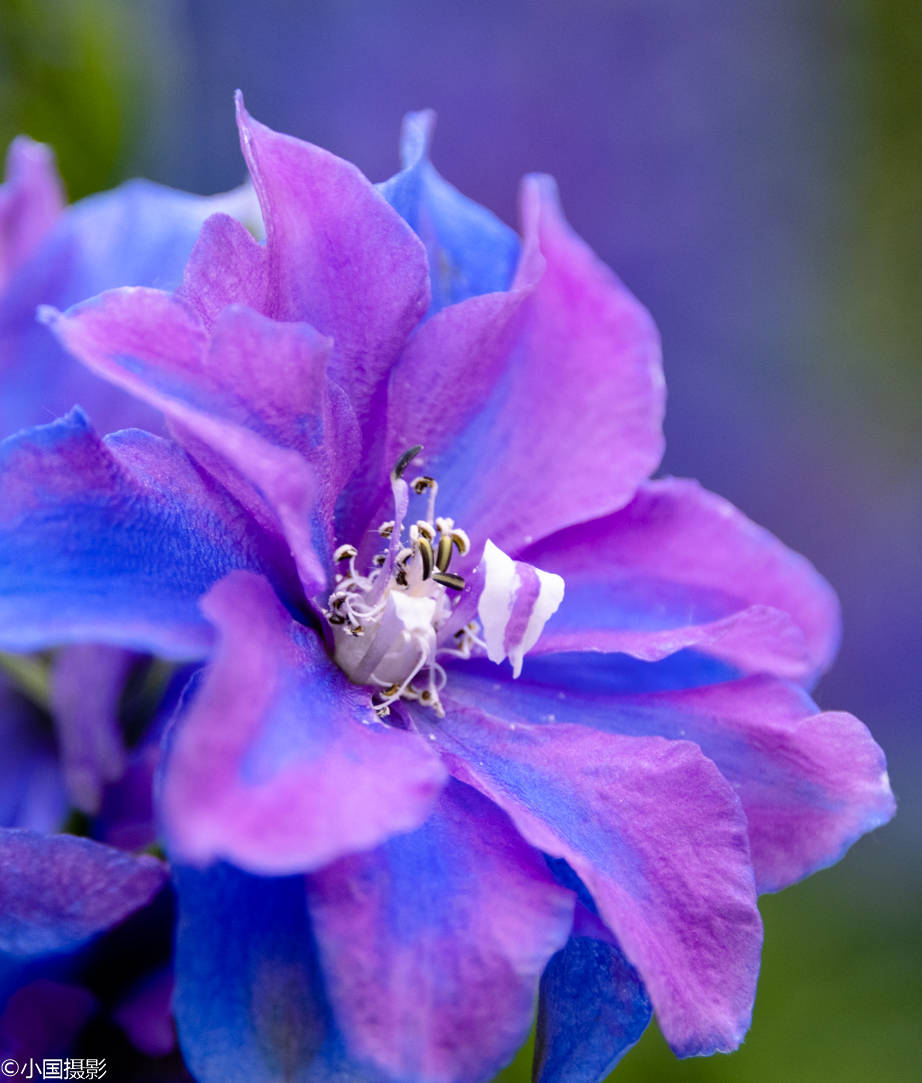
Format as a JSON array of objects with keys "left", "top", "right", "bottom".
[{"left": 324, "top": 447, "right": 482, "bottom": 717}]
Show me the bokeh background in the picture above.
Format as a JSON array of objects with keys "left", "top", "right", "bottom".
[{"left": 2, "top": 1, "right": 919, "bottom": 1079}]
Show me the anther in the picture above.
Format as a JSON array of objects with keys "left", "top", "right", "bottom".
[
  {"left": 450, "top": 529, "right": 470, "bottom": 556},
  {"left": 435, "top": 516, "right": 455, "bottom": 534},
  {"left": 411, "top": 475, "right": 435, "bottom": 494},
  {"left": 418, "top": 536, "right": 434, "bottom": 580},
  {"left": 415, "top": 520, "right": 435, "bottom": 541},
  {"left": 435, "top": 534, "right": 453, "bottom": 573},
  {"left": 432, "top": 571, "right": 465, "bottom": 591},
  {"left": 378, "top": 521, "right": 395, "bottom": 538},
  {"left": 333, "top": 543, "right": 357, "bottom": 562},
  {"left": 392, "top": 445, "right": 423, "bottom": 481},
  {"left": 372, "top": 554, "right": 387, "bottom": 566},
  {"left": 328, "top": 613, "right": 347, "bottom": 625}
]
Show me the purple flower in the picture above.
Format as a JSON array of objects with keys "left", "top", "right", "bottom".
[{"left": 0, "top": 98, "right": 894, "bottom": 1083}]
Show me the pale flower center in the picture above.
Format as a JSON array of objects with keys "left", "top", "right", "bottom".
[{"left": 324, "top": 447, "right": 483, "bottom": 717}]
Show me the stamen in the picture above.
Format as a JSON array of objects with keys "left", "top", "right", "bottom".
[
  {"left": 392, "top": 445, "right": 422, "bottom": 481},
  {"left": 418, "top": 536, "right": 434, "bottom": 580},
  {"left": 432, "top": 571, "right": 465, "bottom": 591},
  {"left": 333, "top": 543, "right": 357, "bottom": 562},
  {"left": 435, "top": 534, "right": 453, "bottom": 573}
]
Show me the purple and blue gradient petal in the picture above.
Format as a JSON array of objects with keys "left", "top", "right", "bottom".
[
  {"left": 0, "top": 830, "right": 166, "bottom": 958},
  {"left": 446, "top": 655, "right": 895, "bottom": 894},
  {"left": 306, "top": 779, "right": 574, "bottom": 1083},
  {"left": 0, "top": 137, "right": 63, "bottom": 290},
  {"left": 0, "top": 410, "right": 295, "bottom": 657},
  {"left": 524, "top": 477, "right": 841, "bottom": 682},
  {"left": 1, "top": 159, "right": 257, "bottom": 437},
  {"left": 235, "top": 93, "right": 430, "bottom": 443},
  {"left": 380, "top": 174, "right": 664, "bottom": 553},
  {"left": 173, "top": 862, "right": 383, "bottom": 1083},
  {"left": 46, "top": 289, "right": 359, "bottom": 591},
  {"left": 415, "top": 701, "right": 762, "bottom": 1057},
  {"left": 378, "top": 111, "right": 520, "bottom": 317},
  {"left": 162, "top": 571, "right": 445, "bottom": 874}
]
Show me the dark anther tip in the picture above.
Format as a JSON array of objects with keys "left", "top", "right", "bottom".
[
  {"left": 432, "top": 571, "right": 465, "bottom": 591},
  {"left": 392, "top": 445, "right": 423, "bottom": 480}
]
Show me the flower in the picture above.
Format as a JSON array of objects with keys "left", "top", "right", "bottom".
[{"left": 0, "top": 97, "right": 894, "bottom": 1083}]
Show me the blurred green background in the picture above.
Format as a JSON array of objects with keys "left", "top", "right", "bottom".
[{"left": 2, "top": 1, "right": 919, "bottom": 1079}]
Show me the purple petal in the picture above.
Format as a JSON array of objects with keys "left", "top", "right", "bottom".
[
  {"left": 113, "top": 965, "right": 175, "bottom": 1057},
  {"left": 235, "top": 93, "right": 430, "bottom": 440},
  {"left": 0, "top": 138, "right": 63, "bottom": 290},
  {"left": 0, "top": 829, "right": 166, "bottom": 957},
  {"left": 1, "top": 175, "right": 253, "bottom": 437},
  {"left": 535, "top": 935, "right": 651, "bottom": 1083},
  {"left": 47, "top": 290, "right": 357, "bottom": 591},
  {"left": 162, "top": 571, "right": 445, "bottom": 874},
  {"left": 0, "top": 678, "right": 66, "bottom": 831},
  {"left": 307, "top": 779, "right": 574, "bottom": 1083},
  {"left": 0, "top": 980, "right": 95, "bottom": 1061},
  {"left": 378, "top": 111, "right": 520, "bottom": 316},
  {"left": 0, "top": 410, "right": 293, "bottom": 657},
  {"left": 416, "top": 701, "right": 762, "bottom": 1057},
  {"left": 446, "top": 657, "right": 895, "bottom": 894},
  {"left": 50, "top": 645, "right": 136, "bottom": 815},
  {"left": 524, "top": 477, "right": 841, "bottom": 682},
  {"left": 378, "top": 174, "right": 664, "bottom": 552}
]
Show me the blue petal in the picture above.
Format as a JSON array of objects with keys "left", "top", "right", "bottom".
[
  {"left": 173, "top": 862, "right": 378, "bottom": 1083},
  {"left": 0, "top": 677, "right": 66, "bottom": 831},
  {"left": 0, "top": 178, "right": 246, "bottom": 437},
  {"left": 0, "top": 410, "right": 295, "bottom": 657},
  {"left": 536, "top": 936, "right": 652, "bottom": 1083},
  {"left": 378, "top": 112, "right": 520, "bottom": 316}
]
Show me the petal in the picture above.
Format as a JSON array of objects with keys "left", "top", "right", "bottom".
[
  {"left": 0, "top": 980, "right": 95, "bottom": 1061},
  {"left": 0, "top": 137, "right": 64, "bottom": 289},
  {"left": 0, "top": 830, "right": 166, "bottom": 957},
  {"left": 380, "top": 174, "right": 664, "bottom": 552},
  {"left": 50, "top": 645, "right": 135, "bottom": 815},
  {"left": 113, "top": 966, "right": 175, "bottom": 1057},
  {"left": 378, "top": 111, "right": 520, "bottom": 316},
  {"left": 535, "top": 936, "right": 651, "bottom": 1083},
  {"left": 0, "top": 411, "right": 292, "bottom": 657},
  {"left": 47, "top": 290, "right": 357, "bottom": 592},
  {"left": 477, "top": 540, "right": 564, "bottom": 677},
  {"left": 416, "top": 701, "right": 762, "bottom": 1057},
  {"left": 235, "top": 93, "right": 430, "bottom": 439},
  {"left": 524, "top": 477, "right": 841, "bottom": 682},
  {"left": 306, "top": 779, "right": 574, "bottom": 1083},
  {"left": 448, "top": 656, "right": 895, "bottom": 893},
  {"left": 0, "top": 677, "right": 66, "bottom": 831},
  {"left": 0, "top": 176, "right": 251, "bottom": 437},
  {"left": 173, "top": 862, "right": 376, "bottom": 1083},
  {"left": 162, "top": 571, "right": 445, "bottom": 874}
]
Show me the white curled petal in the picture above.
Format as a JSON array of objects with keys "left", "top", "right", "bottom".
[{"left": 477, "top": 539, "right": 565, "bottom": 677}]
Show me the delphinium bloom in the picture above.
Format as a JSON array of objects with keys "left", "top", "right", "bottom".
[
  {"left": 0, "top": 134, "right": 255, "bottom": 1068},
  {"left": 0, "top": 98, "right": 894, "bottom": 1083}
]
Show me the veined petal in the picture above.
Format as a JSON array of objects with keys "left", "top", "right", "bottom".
[
  {"left": 307, "top": 779, "right": 574, "bottom": 1083},
  {"left": 0, "top": 137, "right": 63, "bottom": 289},
  {"left": 378, "top": 111, "right": 520, "bottom": 316},
  {"left": 446, "top": 656, "right": 895, "bottom": 893},
  {"left": 235, "top": 93, "right": 430, "bottom": 440},
  {"left": 162, "top": 571, "right": 446, "bottom": 874},
  {"left": 0, "top": 411, "right": 291, "bottom": 657},
  {"left": 173, "top": 862, "right": 373, "bottom": 1083},
  {"left": 524, "top": 477, "right": 841, "bottom": 682},
  {"left": 416, "top": 701, "right": 762, "bottom": 1058},
  {"left": 0, "top": 830, "right": 166, "bottom": 957},
  {"left": 380, "top": 174, "right": 663, "bottom": 552},
  {"left": 477, "top": 540, "right": 564, "bottom": 678},
  {"left": 535, "top": 935, "right": 651, "bottom": 1083}
]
